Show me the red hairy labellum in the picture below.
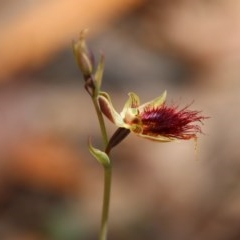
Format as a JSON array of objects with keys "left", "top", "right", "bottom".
[{"left": 140, "top": 104, "right": 206, "bottom": 140}]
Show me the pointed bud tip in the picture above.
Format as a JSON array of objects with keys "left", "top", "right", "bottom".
[
  {"left": 72, "top": 29, "right": 94, "bottom": 78},
  {"left": 79, "top": 28, "right": 89, "bottom": 40}
]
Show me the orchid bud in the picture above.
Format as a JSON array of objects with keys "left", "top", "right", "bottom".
[{"left": 73, "top": 29, "right": 94, "bottom": 79}]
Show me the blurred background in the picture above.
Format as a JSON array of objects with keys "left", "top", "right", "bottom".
[{"left": 1, "top": 0, "right": 240, "bottom": 239}]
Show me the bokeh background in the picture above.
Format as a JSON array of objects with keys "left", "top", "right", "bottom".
[{"left": 1, "top": 0, "right": 240, "bottom": 239}]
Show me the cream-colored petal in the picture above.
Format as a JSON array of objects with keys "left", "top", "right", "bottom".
[
  {"left": 120, "top": 92, "right": 140, "bottom": 118},
  {"left": 98, "top": 92, "right": 127, "bottom": 128},
  {"left": 137, "top": 133, "right": 174, "bottom": 142},
  {"left": 138, "top": 90, "right": 167, "bottom": 112}
]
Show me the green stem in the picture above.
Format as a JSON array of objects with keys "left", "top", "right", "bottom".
[
  {"left": 92, "top": 95, "right": 111, "bottom": 240},
  {"left": 99, "top": 164, "right": 112, "bottom": 240},
  {"left": 92, "top": 97, "right": 108, "bottom": 148}
]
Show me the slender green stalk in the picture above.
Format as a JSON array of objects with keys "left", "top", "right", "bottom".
[
  {"left": 75, "top": 31, "right": 112, "bottom": 240},
  {"left": 92, "top": 94, "right": 111, "bottom": 240},
  {"left": 99, "top": 165, "right": 112, "bottom": 240},
  {"left": 92, "top": 96, "right": 108, "bottom": 148}
]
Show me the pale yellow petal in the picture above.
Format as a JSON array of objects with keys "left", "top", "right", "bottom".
[
  {"left": 137, "top": 133, "right": 174, "bottom": 142},
  {"left": 139, "top": 90, "right": 167, "bottom": 112}
]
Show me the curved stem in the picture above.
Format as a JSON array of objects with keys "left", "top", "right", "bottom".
[
  {"left": 92, "top": 97, "right": 108, "bottom": 148},
  {"left": 99, "top": 164, "right": 112, "bottom": 240}
]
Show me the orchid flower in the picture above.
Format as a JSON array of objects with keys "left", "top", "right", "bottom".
[{"left": 98, "top": 91, "right": 206, "bottom": 142}]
